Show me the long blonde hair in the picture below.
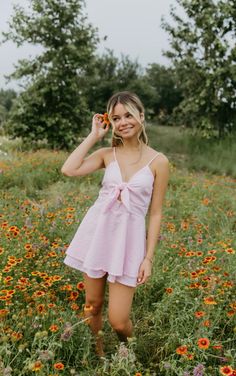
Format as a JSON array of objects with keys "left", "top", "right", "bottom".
[{"left": 107, "top": 91, "right": 149, "bottom": 147}]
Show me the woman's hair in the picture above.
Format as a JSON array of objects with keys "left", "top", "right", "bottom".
[{"left": 107, "top": 91, "right": 149, "bottom": 147}]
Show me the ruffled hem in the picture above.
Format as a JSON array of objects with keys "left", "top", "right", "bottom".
[{"left": 63, "top": 254, "right": 138, "bottom": 287}]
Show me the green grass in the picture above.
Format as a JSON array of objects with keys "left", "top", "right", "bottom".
[
  {"left": 147, "top": 125, "right": 236, "bottom": 178},
  {"left": 0, "top": 132, "right": 236, "bottom": 375},
  {"left": 1, "top": 124, "right": 235, "bottom": 178}
]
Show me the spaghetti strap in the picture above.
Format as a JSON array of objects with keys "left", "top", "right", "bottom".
[
  {"left": 113, "top": 147, "right": 117, "bottom": 162},
  {"left": 146, "top": 152, "right": 161, "bottom": 166}
]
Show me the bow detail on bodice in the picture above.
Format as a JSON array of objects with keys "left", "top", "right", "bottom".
[{"left": 103, "top": 182, "right": 135, "bottom": 213}]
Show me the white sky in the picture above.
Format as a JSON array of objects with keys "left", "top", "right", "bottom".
[{"left": 0, "top": 0, "right": 183, "bottom": 91}]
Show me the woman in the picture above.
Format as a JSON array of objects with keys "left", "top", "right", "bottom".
[{"left": 61, "top": 91, "right": 169, "bottom": 356}]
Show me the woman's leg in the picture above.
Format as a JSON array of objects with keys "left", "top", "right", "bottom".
[
  {"left": 83, "top": 272, "right": 107, "bottom": 356},
  {"left": 108, "top": 281, "right": 136, "bottom": 342}
]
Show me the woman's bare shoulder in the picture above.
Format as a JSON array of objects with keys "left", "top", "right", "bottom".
[
  {"left": 100, "top": 146, "right": 114, "bottom": 166},
  {"left": 146, "top": 146, "right": 169, "bottom": 163}
]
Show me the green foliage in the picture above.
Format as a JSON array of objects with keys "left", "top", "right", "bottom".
[
  {"left": 162, "top": 0, "right": 236, "bottom": 138},
  {"left": 84, "top": 50, "right": 182, "bottom": 122},
  {"left": 1, "top": 0, "right": 99, "bottom": 150},
  {"left": 148, "top": 125, "right": 236, "bottom": 178},
  {"left": 145, "top": 64, "right": 183, "bottom": 122},
  {"left": 0, "top": 89, "right": 17, "bottom": 133},
  {"left": 84, "top": 49, "right": 156, "bottom": 118},
  {"left": 0, "top": 89, "right": 17, "bottom": 112}
]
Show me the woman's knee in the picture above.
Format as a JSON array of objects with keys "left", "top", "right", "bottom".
[
  {"left": 108, "top": 315, "right": 130, "bottom": 332},
  {"left": 85, "top": 297, "right": 104, "bottom": 316}
]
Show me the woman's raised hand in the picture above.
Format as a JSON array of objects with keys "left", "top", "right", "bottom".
[{"left": 91, "top": 113, "right": 111, "bottom": 141}]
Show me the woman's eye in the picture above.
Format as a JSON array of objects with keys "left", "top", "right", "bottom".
[{"left": 127, "top": 114, "right": 132, "bottom": 118}]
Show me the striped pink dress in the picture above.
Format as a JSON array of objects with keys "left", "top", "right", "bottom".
[{"left": 63, "top": 147, "right": 161, "bottom": 287}]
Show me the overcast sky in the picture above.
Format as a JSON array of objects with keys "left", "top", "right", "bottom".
[{"left": 0, "top": 0, "right": 182, "bottom": 91}]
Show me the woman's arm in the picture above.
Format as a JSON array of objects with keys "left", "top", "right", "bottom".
[
  {"left": 145, "top": 154, "right": 170, "bottom": 261},
  {"left": 61, "top": 114, "right": 110, "bottom": 176},
  {"left": 137, "top": 154, "right": 169, "bottom": 285}
]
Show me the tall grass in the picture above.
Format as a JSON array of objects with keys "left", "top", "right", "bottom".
[{"left": 146, "top": 125, "right": 236, "bottom": 178}]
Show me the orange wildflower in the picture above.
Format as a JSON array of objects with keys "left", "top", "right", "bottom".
[
  {"left": 186, "top": 353, "right": 194, "bottom": 360},
  {"left": 176, "top": 345, "right": 188, "bottom": 355},
  {"left": 204, "top": 296, "right": 217, "bottom": 305},
  {"left": 202, "top": 198, "right": 210, "bottom": 205},
  {"left": 208, "top": 249, "right": 217, "bottom": 254},
  {"left": 36, "top": 304, "right": 46, "bottom": 314},
  {"left": 194, "top": 311, "right": 205, "bottom": 318},
  {"left": 32, "top": 361, "right": 44, "bottom": 371},
  {"left": 68, "top": 291, "right": 79, "bottom": 301},
  {"left": 181, "top": 221, "right": 189, "bottom": 230},
  {"left": 24, "top": 243, "right": 32, "bottom": 250},
  {"left": 197, "top": 337, "right": 210, "bottom": 349},
  {"left": 202, "top": 256, "right": 217, "bottom": 264},
  {"left": 226, "top": 310, "right": 235, "bottom": 317},
  {"left": 212, "top": 344, "right": 223, "bottom": 350},
  {"left": 196, "top": 251, "right": 203, "bottom": 257},
  {"left": 84, "top": 304, "right": 93, "bottom": 312},
  {"left": 219, "top": 366, "right": 233, "bottom": 375},
  {"left": 225, "top": 248, "right": 235, "bottom": 254},
  {"left": 77, "top": 282, "right": 84, "bottom": 291},
  {"left": 53, "top": 362, "right": 64, "bottom": 370},
  {"left": 202, "top": 320, "right": 211, "bottom": 327},
  {"left": 32, "top": 290, "right": 46, "bottom": 298},
  {"left": 165, "top": 287, "right": 173, "bottom": 294},
  {"left": 185, "top": 251, "right": 196, "bottom": 257},
  {"left": 190, "top": 271, "right": 199, "bottom": 279},
  {"left": 49, "top": 324, "right": 59, "bottom": 332},
  {"left": 0, "top": 309, "right": 9, "bottom": 317},
  {"left": 99, "top": 112, "right": 110, "bottom": 125}
]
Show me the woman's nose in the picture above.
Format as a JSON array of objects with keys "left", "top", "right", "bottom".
[{"left": 119, "top": 116, "right": 127, "bottom": 126}]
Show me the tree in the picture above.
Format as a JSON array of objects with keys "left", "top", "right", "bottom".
[
  {"left": 85, "top": 50, "right": 144, "bottom": 112},
  {"left": 0, "top": 89, "right": 17, "bottom": 132},
  {"left": 162, "top": 0, "right": 236, "bottom": 138},
  {"left": 0, "top": 89, "right": 17, "bottom": 112},
  {"left": 85, "top": 49, "right": 157, "bottom": 120},
  {"left": 1, "top": 0, "right": 98, "bottom": 149},
  {"left": 145, "top": 63, "right": 183, "bottom": 122}
]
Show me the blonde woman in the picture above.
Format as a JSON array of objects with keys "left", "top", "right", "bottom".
[{"left": 61, "top": 91, "right": 169, "bottom": 357}]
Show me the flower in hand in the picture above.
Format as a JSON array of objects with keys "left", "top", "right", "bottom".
[
  {"left": 99, "top": 112, "right": 111, "bottom": 126},
  {"left": 92, "top": 112, "right": 111, "bottom": 140}
]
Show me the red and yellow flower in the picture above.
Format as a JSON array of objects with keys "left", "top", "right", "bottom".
[
  {"left": 197, "top": 337, "right": 210, "bottom": 349},
  {"left": 99, "top": 112, "right": 111, "bottom": 126},
  {"left": 219, "top": 366, "right": 233, "bottom": 375},
  {"left": 176, "top": 345, "right": 188, "bottom": 355}
]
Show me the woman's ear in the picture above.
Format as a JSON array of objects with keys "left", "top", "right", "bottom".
[{"left": 140, "top": 112, "right": 145, "bottom": 122}]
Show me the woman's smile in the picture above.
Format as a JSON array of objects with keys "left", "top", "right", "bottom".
[{"left": 120, "top": 126, "right": 134, "bottom": 133}]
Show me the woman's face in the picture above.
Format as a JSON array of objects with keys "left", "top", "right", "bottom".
[{"left": 111, "top": 103, "right": 144, "bottom": 139}]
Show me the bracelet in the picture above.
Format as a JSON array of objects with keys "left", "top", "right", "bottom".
[{"left": 145, "top": 256, "right": 153, "bottom": 264}]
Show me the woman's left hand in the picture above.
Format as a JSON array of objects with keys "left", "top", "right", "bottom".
[{"left": 137, "top": 258, "right": 152, "bottom": 285}]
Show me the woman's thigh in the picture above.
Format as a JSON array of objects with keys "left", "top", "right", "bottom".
[
  {"left": 83, "top": 272, "right": 107, "bottom": 312},
  {"left": 108, "top": 281, "right": 136, "bottom": 324}
]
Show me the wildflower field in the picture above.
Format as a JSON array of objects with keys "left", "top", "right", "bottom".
[{"left": 0, "top": 143, "right": 235, "bottom": 375}]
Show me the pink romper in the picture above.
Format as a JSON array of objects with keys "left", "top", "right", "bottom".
[{"left": 63, "top": 147, "right": 161, "bottom": 287}]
